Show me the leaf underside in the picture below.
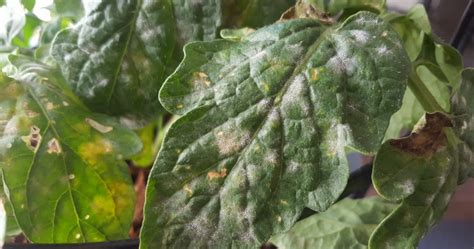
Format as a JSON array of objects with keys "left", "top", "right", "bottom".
[
  {"left": 0, "top": 56, "right": 141, "bottom": 243},
  {"left": 370, "top": 112, "right": 458, "bottom": 249},
  {"left": 270, "top": 197, "right": 396, "bottom": 249},
  {"left": 141, "top": 12, "right": 410, "bottom": 249}
]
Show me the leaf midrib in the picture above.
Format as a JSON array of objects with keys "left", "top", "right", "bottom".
[{"left": 105, "top": 0, "right": 142, "bottom": 111}]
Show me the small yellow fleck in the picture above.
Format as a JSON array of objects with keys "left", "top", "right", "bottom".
[
  {"left": 20, "top": 204, "right": 25, "bottom": 209},
  {"left": 79, "top": 137, "right": 113, "bottom": 165},
  {"left": 217, "top": 131, "right": 224, "bottom": 136},
  {"left": 68, "top": 174, "right": 75, "bottom": 180},
  {"left": 75, "top": 233, "right": 81, "bottom": 240},
  {"left": 85, "top": 214, "right": 90, "bottom": 220},
  {"left": 277, "top": 216, "right": 282, "bottom": 222},
  {"left": 381, "top": 31, "right": 388, "bottom": 37},
  {"left": 62, "top": 101, "right": 69, "bottom": 106},
  {"left": 311, "top": 68, "right": 319, "bottom": 81},
  {"left": 46, "top": 102, "right": 55, "bottom": 110},
  {"left": 262, "top": 82, "right": 270, "bottom": 92},
  {"left": 176, "top": 104, "right": 184, "bottom": 109},
  {"left": 183, "top": 184, "right": 193, "bottom": 196},
  {"left": 193, "top": 72, "right": 211, "bottom": 87},
  {"left": 207, "top": 168, "right": 227, "bottom": 180},
  {"left": 280, "top": 200, "right": 289, "bottom": 206},
  {"left": 176, "top": 149, "right": 182, "bottom": 154}
]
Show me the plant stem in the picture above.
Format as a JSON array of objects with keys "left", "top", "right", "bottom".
[
  {"left": 407, "top": 70, "right": 445, "bottom": 113},
  {"left": 408, "top": 69, "right": 459, "bottom": 146}
]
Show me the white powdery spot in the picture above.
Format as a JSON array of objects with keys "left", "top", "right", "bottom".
[
  {"left": 281, "top": 75, "right": 308, "bottom": 112},
  {"left": 287, "top": 42, "right": 305, "bottom": 55},
  {"left": 327, "top": 41, "right": 357, "bottom": 75},
  {"left": 215, "top": 130, "right": 251, "bottom": 156},
  {"left": 376, "top": 45, "right": 389, "bottom": 55},
  {"left": 264, "top": 151, "right": 278, "bottom": 164},
  {"left": 253, "top": 50, "right": 267, "bottom": 61},
  {"left": 397, "top": 180, "right": 414, "bottom": 194},
  {"left": 98, "top": 78, "right": 109, "bottom": 87},
  {"left": 287, "top": 161, "right": 300, "bottom": 172},
  {"left": 350, "top": 30, "right": 369, "bottom": 44},
  {"left": 327, "top": 123, "right": 352, "bottom": 156}
]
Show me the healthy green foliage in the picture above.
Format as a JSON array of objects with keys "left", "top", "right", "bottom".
[
  {"left": 141, "top": 12, "right": 410, "bottom": 248},
  {"left": 270, "top": 197, "right": 396, "bottom": 249},
  {"left": 452, "top": 69, "right": 474, "bottom": 183},
  {"left": 371, "top": 113, "right": 458, "bottom": 249},
  {"left": 0, "top": 56, "right": 141, "bottom": 242}
]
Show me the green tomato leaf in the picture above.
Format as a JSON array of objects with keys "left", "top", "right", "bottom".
[
  {"left": 270, "top": 197, "right": 396, "bottom": 249},
  {"left": 370, "top": 112, "right": 458, "bottom": 249},
  {"left": 452, "top": 68, "right": 474, "bottom": 183},
  {"left": 142, "top": 12, "right": 410, "bottom": 248},
  {"left": 51, "top": 0, "right": 176, "bottom": 124},
  {"left": 0, "top": 56, "right": 141, "bottom": 243}
]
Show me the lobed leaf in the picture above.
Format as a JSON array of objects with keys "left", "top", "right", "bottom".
[
  {"left": 270, "top": 197, "right": 396, "bottom": 249},
  {"left": 0, "top": 56, "right": 141, "bottom": 243},
  {"left": 451, "top": 69, "right": 474, "bottom": 183},
  {"left": 142, "top": 12, "right": 410, "bottom": 248},
  {"left": 370, "top": 112, "right": 458, "bottom": 249}
]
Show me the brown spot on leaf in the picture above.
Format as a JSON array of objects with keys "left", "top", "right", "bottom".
[
  {"left": 390, "top": 112, "right": 453, "bottom": 156},
  {"left": 47, "top": 138, "right": 62, "bottom": 154},
  {"left": 21, "top": 126, "right": 42, "bottom": 152},
  {"left": 207, "top": 168, "right": 227, "bottom": 180},
  {"left": 280, "top": 1, "right": 334, "bottom": 24}
]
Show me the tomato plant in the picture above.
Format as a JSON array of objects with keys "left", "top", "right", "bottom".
[{"left": 0, "top": 0, "right": 472, "bottom": 248}]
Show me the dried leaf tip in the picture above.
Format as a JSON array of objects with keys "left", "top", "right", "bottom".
[{"left": 390, "top": 112, "right": 453, "bottom": 156}]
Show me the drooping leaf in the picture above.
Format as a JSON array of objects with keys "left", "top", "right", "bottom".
[
  {"left": 452, "top": 68, "right": 474, "bottom": 183},
  {"left": 370, "top": 112, "right": 458, "bottom": 249},
  {"left": 141, "top": 12, "right": 410, "bottom": 248},
  {"left": 51, "top": 0, "right": 176, "bottom": 124},
  {"left": 270, "top": 197, "right": 396, "bottom": 249},
  {"left": 0, "top": 56, "right": 141, "bottom": 243}
]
